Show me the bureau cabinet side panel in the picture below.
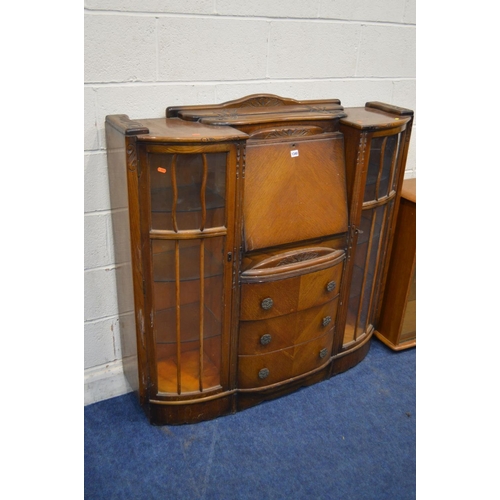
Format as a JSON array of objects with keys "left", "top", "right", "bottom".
[{"left": 105, "top": 125, "right": 149, "bottom": 404}]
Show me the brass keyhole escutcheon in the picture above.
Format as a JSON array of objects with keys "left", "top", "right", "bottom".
[
  {"left": 260, "top": 334, "right": 272, "bottom": 346},
  {"left": 322, "top": 316, "right": 332, "bottom": 327},
  {"left": 326, "top": 281, "right": 336, "bottom": 292},
  {"left": 261, "top": 297, "right": 273, "bottom": 310},
  {"left": 258, "top": 368, "right": 270, "bottom": 379}
]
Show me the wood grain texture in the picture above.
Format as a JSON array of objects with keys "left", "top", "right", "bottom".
[
  {"left": 240, "top": 263, "right": 343, "bottom": 321},
  {"left": 126, "top": 117, "right": 249, "bottom": 143},
  {"left": 237, "top": 330, "right": 334, "bottom": 389},
  {"left": 104, "top": 123, "right": 145, "bottom": 402},
  {"left": 167, "top": 93, "right": 343, "bottom": 119},
  {"left": 243, "top": 134, "right": 348, "bottom": 251},
  {"left": 375, "top": 178, "right": 416, "bottom": 350},
  {"left": 239, "top": 299, "right": 339, "bottom": 355}
]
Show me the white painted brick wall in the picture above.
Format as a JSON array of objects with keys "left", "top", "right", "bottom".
[
  {"left": 268, "top": 22, "right": 361, "bottom": 78},
  {"left": 84, "top": 0, "right": 416, "bottom": 404},
  {"left": 85, "top": 15, "right": 157, "bottom": 83},
  {"left": 157, "top": 18, "right": 270, "bottom": 81},
  {"left": 357, "top": 24, "right": 416, "bottom": 77}
]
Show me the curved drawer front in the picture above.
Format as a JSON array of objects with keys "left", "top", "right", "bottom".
[
  {"left": 240, "top": 262, "right": 343, "bottom": 321},
  {"left": 237, "top": 330, "right": 334, "bottom": 389},
  {"left": 239, "top": 299, "right": 339, "bottom": 355}
]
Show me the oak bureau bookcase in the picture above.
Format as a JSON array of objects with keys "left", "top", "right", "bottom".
[{"left": 105, "top": 94, "right": 414, "bottom": 425}]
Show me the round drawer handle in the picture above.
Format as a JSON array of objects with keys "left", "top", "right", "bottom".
[
  {"left": 261, "top": 297, "right": 274, "bottom": 310},
  {"left": 322, "top": 316, "right": 332, "bottom": 327},
  {"left": 260, "top": 334, "right": 272, "bottom": 346},
  {"left": 258, "top": 368, "right": 270, "bottom": 379},
  {"left": 326, "top": 280, "right": 336, "bottom": 292},
  {"left": 319, "top": 348, "right": 328, "bottom": 359}
]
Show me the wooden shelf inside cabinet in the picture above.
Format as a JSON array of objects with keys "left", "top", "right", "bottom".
[
  {"left": 153, "top": 245, "right": 224, "bottom": 282},
  {"left": 151, "top": 185, "right": 225, "bottom": 213},
  {"left": 375, "top": 178, "right": 416, "bottom": 350},
  {"left": 156, "top": 348, "right": 221, "bottom": 394},
  {"left": 155, "top": 302, "right": 222, "bottom": 344}
]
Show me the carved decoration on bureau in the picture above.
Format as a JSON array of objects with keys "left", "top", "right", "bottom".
[
  {"left": 242, "top": 96, "right": 283, "bottom": 107},
  {"left": 256, "top": 128, "right": 319, "bottom": 139},
  {"left": 277, "top": 251, "right": 320, "bottom": 266}
]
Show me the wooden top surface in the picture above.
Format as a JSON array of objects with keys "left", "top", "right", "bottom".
[
  {"left": 107, "top": 97, "right": 414, "bottom": 140},
  {"left": 401, "top": 178, "right": 416, "bottom": 203},
  {"left": 176, "top": 104, "right": 346, "bottom": 127},
  {"left": 341, "top": 105, "right": 413, "bottom": 131},
  {"left": 167, "top": 93, "right": 346, "bottom": 127},
  {"left": 106, "top": 114, "right": 249, "bottom": 143},
  {"left": 139, "top": 117, "right": 249, "bottom": 142}
]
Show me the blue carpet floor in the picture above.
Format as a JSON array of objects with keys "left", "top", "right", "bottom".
[{"left": 85, "top": 338, "right": 416, "bottom": 499}]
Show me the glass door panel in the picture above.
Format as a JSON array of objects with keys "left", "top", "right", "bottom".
[
  {"left": 363, "top": 134, "right": 401, "bottom": 203},
  {"left": 149, "top": 153, "right": 227, "bottom": 231},
  {"left": 148, "top": 149, "right": 229, "bottom": 395},
  {"left": 344, "top": 131, "right": 403, "bottom": 347},
  {"left": 153, "top": 235, "right": 226, "bottom": 394},
  {"left": 152, "top": 239, "right": 223, "bottom": 282},
  {"left": 344, "top": 204, "right": 389, "bottom": 346}
]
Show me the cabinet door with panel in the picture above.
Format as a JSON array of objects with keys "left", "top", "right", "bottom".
[
  {"left": 105, "top": 114, "right": 248, "bottom": 425},
  {"left": 333, "top": 102, "right": 414, "bottom": 373},
  {"left": 142, "top": 144, "right": 238, "bottom": 398},
  {"left": 142, "top": 142, "right": 245, "bottom": 424}
]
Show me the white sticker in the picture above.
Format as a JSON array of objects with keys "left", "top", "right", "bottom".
[{"left": 290, "top": 150, "right": 299, "bottom": 158}]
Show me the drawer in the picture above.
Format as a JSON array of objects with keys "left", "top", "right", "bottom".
[
  {"left": 240, "top": 261, "right": 343, "bottom": 321},
  {"left": 238, "top": 299, "right": 339, "bottom": 355},
  {"left": 237, "top": 330, "right": 334, "bottom": 389}
]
